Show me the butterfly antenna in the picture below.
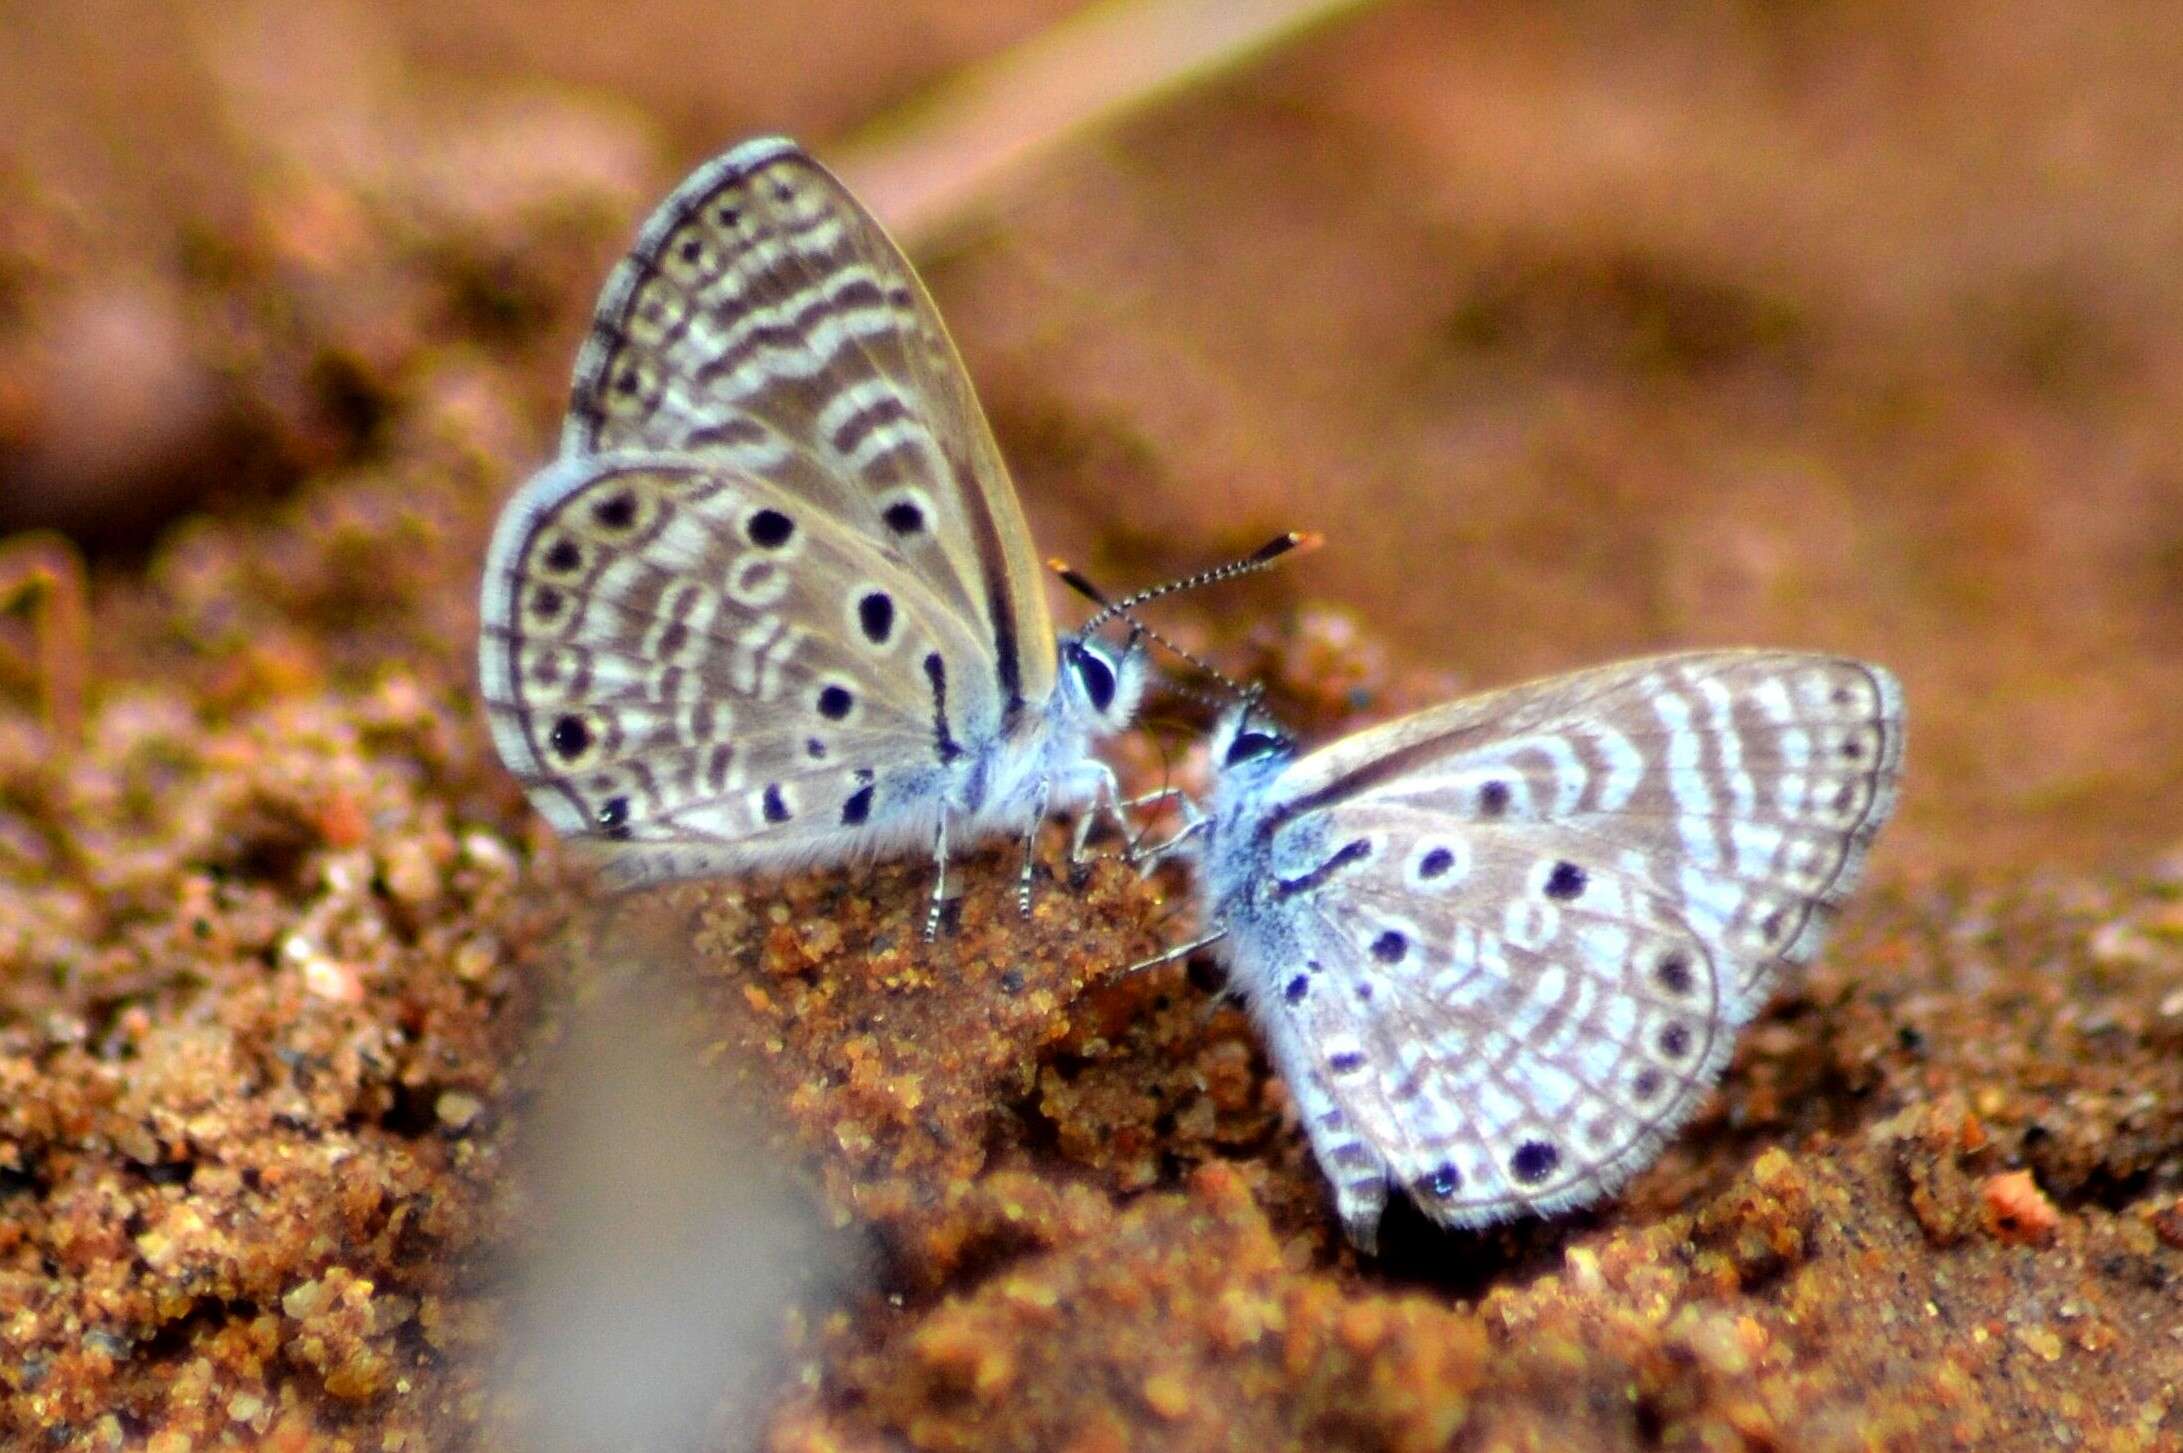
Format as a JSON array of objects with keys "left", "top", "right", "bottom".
[
  {"left": 1052, "top": 561, "right": 1110, "bottom": 608},
  {"left": 1163, "top": 678, "right": 1242, "bottom": 712},
  {"left": 1055, "top": 562, "right": 1252, "bottom": 698},
  {"left": 1078, "top": 531, "right": 1319, "bottom": 635},
  {"left": 1049, "top": 532, "right": 1318, "bottom": 702}
]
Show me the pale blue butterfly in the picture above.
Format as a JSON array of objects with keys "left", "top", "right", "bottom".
[
  {"left": 1150, "top": 651, "right": 1904, "bottom": 1250},
  {"left": 478, "top": 136, "right": 1291, "bottom": 931}
]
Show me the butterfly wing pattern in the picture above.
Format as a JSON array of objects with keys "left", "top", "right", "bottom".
[
  {"left": 1199, "top": 651, "right": 1904, "bottom": 1250},
  {"left": 560, "top": 135, "right": 1054, "bottom": 714},
  {"left": 480, "top": 138, "right": 1138, "bottom": 893}
]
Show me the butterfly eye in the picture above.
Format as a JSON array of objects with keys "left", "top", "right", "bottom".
[
  {"left": 1069, "top": 645, "right": 1118, "bottom": 714},
  {"left": 1223, "top": 730, "right": 1287, "bottom": 767}
]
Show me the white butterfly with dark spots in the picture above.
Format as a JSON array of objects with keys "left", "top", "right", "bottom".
[
  {"left": 1166, "top": 651, "right": 1903, "bottom": 1251},
  {"left": 478, "top": 137, "right": 1148, "bottom": 929}
]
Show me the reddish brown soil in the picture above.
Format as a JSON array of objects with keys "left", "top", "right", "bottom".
[{"left": 2, "top": 4, "right": 2180, "bottom": 1449}]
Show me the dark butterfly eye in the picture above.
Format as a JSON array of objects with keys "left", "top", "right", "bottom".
[
  {"left": 1070, "top": 645, "right": 1117, "bottom": 714},
  {"left": 1224, "top": 730, "right": 1286, "bottom": 766}
]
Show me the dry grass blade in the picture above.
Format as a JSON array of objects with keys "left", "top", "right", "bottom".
[{"left": 833, "top": 0, "right": 1385, "bottom": 246}]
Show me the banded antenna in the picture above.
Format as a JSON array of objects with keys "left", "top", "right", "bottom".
[{"left": 1049, "top": 531, "right": 1317, "bottom": 700}]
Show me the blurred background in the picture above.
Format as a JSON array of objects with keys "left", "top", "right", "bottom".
[{"left": 5, "top": 0, "right": 2180, "bottom": 880}]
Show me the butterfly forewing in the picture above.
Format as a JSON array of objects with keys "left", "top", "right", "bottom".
[
  {"left": 480, "top": 454, "right": 1000, "bottom": 885},
  {"left": 1267, "top": 654, "right": 1901, "bottom": 1007},
  {"left": 563, "top": 136, "right": 1054, "bottom": 715},
  {"left": 1224, "top": 651, "right": 1903, "bottom": 1237}
]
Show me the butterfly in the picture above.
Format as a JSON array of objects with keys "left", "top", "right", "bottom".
[
  {"left": 477, "top": 136, "right": 1152, "bottom": 932},
  {"left": 1160, "top": 650, "right": 1904, "bottom": 1251}
]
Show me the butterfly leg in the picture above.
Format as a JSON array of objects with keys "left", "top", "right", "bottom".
[
  {"left": 1067, "top": 763, "right": 1127, "bottom": 865},
  {"left": 1118, "top": 928, "right": 1227, "bottom": 980},
  {"left": 1130, "top": 809, "right": 1209, "bottom": 870},
  {"left": 1063, "top": 769, "right": 1193, "bottom": 864},
  {"left": 1120, "top": 786, "right": 1193, "bottom": 813},
  {"left": 1108, "top": 787, "right": 1197, "bottom": 858},
  {"left": 1016, "top": 776, "right": 1053, "bottom": 920},
  {"left": 922, "top": 813, "right": 953, "bottom": 942},
  {"left": 1138, "top": 791, "right": 1205, "bottom": 860}
]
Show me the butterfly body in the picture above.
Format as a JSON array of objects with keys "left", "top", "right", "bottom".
[
  {"left": 1191, "top": 651, "right": 1904, "bottom": 1251},
  {"left": 479, "top": 137, "right": 1143, "bottom": 901}
]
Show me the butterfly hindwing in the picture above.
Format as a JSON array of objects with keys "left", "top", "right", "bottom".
[
  {"left": 564, "top": 135, "right": 1055, "bottom": 716},
  {"left": 479, "top": 453, "right": 1003, "bottom": 885},
  {"left": 1256, "top": 804, "right": 1738, "bottom": 1232}
]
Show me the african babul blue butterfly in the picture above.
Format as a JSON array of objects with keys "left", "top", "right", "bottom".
[
  {"left": 1141, "top": 651, "right": 1903, "bottom": 1251},
  {"left": 478, "top": 136, "right": 1297, "bottom": 932}
]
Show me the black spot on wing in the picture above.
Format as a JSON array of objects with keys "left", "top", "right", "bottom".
[
  {"left": 590, "top": 491, "right": 637, "bottom": 530},
  {"left": 1418, "top": 1163, "right": 1461, "bottom": 1198},
  {"left": 747, "top": 509, "right": 795, "bottom": 549},
  {"left": 857, "top": 591, "right": 895, "bottom": 645},
  {"left": 1510, "top": 1140, "right": 1559, "bottom": 1184},
  {"left": 549, "top": 716, "right": 590, "bottom": 761},
  {"left": 1544, "top": 860, "right": 1587, "bottom": 901}
]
